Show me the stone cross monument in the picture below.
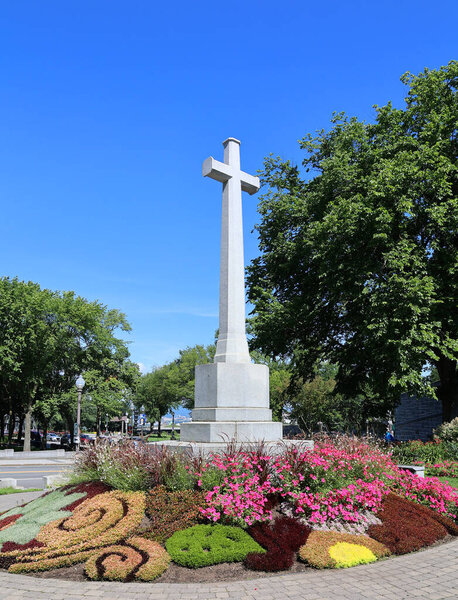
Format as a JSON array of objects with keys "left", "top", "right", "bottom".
[{"left": 180, "top": 138, "right": 283, "bottom": 443}]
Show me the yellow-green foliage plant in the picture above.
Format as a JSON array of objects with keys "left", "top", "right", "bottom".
[
  {"left": 166, "top": 524, "right": 265, "bottom": 568},
  {"left": 299, "top": 531, "right": 390, "bottom": 569},
  {"left": 7, "top": 491, "right": 146, "bottom": 573}
]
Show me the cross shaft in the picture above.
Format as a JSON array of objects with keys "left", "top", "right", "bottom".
[{"left": 203, "top": 138, "right": 260, "bottom": 363}]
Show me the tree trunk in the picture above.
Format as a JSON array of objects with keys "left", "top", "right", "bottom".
[
  {"left": 436, "top": 356, "right": 458, "bottom": 422},
  {"left": 8, "top": 412, "right": 15, "bottom": 446},
  {"left": 23, "top": 407, "right": 32, "bottom": 452},
  {"left": 16, "top": 415, "right": 24, "bottom": 444},
  {"left": 157, "top": 414, "right": 162, "bottom": 437},
  {"left": 41, "top": 423, "right": 48, "bottom": 450},
  {"left": 0, "top": 414, "right": 4, "bottom": 444}
]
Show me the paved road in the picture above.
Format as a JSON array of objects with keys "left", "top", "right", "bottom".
[{"left": 0, "top": 465, "right": 70, "bottom": 489}]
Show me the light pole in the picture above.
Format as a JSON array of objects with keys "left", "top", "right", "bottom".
[
  {"left": 75, "top": 375, "right": 85, "bottom": 452},
  {"left": 140, "top": 405, "right": 145, "bottom": 440},
  {"left": 171, "top": 409, "right": 176, "bottom": 440}
]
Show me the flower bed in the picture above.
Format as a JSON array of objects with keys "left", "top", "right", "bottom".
[{"left": 0, "top": 439, "right": 456, "bottom": 581}]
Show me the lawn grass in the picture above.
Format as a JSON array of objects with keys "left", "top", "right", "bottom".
[
  {"left": 0, "top": 487, "right": 41, "bottom": 495},
  {"left": 147, "top": 432, "right": 180, "bottom": 442},
  {"left": 437, "top": 476, "right": 458, "bottom": 489}
]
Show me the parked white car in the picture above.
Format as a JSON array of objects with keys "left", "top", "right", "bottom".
[{"left": 46, "top": 433, "right": 61, "bottom": 446}]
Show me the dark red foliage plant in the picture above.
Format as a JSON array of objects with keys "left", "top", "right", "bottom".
[
  {"left": 428, "top": 511, "right": 458, "bottom": 536},
  {"left": 63, "top": 481, "right": 112, "bottom": 511},
  {"left": 0, "top": 514, "right": 21, "bottom": 532},
  {"left": 244, "top": 516, "right": 311, "bottom": 572},
  {"left": 367, "top": 493, "right": 448, "bottom": 554}
]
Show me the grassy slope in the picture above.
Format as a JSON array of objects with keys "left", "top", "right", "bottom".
[
  {"left": 147, "top": 432, "right": 180, "bottom": 442},
  {"left": 0, "top": 487, "right": 41, "bottom": 495},
  {"left": 437, "top": 476, "right": 458, "bottom": 489}
]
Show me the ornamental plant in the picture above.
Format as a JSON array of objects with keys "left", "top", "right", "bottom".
[
  {"left": 0, "top": 482, "right": 109, "bottom": 553},
  {"left": 85, "top": 536, "right": 170, "bottom": 581},
  {"left": 198, "top": 451, "right": 277, "bottom": 527},
  {"left": 434, "top": 418, "right": 458, "bottom": 443},
  {"left": 390, "top": 439, "right": 457, "bottom": 463},
  {"left": 299, "top": 531, "right": 390, "bottom": 569},
  {"left": 385, "top": 470, "right": 458, "bottom": 520},
  {"left": 244, "top": 516, "right": 311, "bottom": 572},
  {"left": 422, "top": 460, "right": 458, "bottom": 479},
  {"left": 6, "top": 490, "right": 146, "bottom": 573},
  {"left": 367, "top": 493, "right": 449, "bottom": 554},
  {"left": 270, "top": 444, "right": 392, "bottom": 528},
  {"left": 143, "top": 486, "right": 205, "bottom": 542},
  {"left": 166, "top": 524, "right": 264, "bottom": 568},
  {"left": 267, "top": 442, "right": 458, "bottom": 530},
  {"left": 73, "top": 439, "right": 200, "bottom": 491}
]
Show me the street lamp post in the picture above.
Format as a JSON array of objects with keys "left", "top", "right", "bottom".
[
  {"left": 140, "top": 405, "right": 145, "bottom": 440},
  {"left": 75, "top": 375, "right": 85, "bottom": 452},
  {"left": 171, "top": 409, "right": 176, "bottom": 440}
]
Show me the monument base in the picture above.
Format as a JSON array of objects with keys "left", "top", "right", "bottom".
[
  {"left": 180, "top": 420, "right": 283, "bottom": 443},
  {"left": 184, "top": 360, "right": 282, "bottom": 443},
  {"left": 152, "top": 438, "right": 314, "bottom": 457}
]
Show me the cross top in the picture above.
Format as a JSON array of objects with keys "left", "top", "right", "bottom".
[{"left": 202, "top": 138, "right": 260, "bottom": 195}]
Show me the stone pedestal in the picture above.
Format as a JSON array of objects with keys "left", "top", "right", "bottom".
[{"left": 180, "top": 363, "right": 283, "bottom": 443}]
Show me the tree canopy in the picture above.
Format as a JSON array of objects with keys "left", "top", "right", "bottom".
[
  {"left": 247, "top": 62, "right": 458, "bottom": 420},
  {"left": 0, "top": 277, "right": 137, "bottom": 447}
]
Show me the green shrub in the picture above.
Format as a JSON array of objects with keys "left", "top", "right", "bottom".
[
  {"left": 162, "top": 461, "right": 195, "bottom": 491},
  {"left": 435, "top": 418, "right": 458, "bottom": 443},
  {"left": 198, "top": 465, "right": 226, "bottom": 491},
  {"left": 99, "top": 463, "right": 150, "bottom": 492},
  {"left": 390, "top": 440, "right": 447, "bottom": 463},
  {"left": 166, "top": 524, "right": 265, "bottom": 567}
]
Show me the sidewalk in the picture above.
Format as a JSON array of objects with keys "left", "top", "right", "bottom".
[{"left": 0, "top": 490, "right": 44, "bottom": 511}]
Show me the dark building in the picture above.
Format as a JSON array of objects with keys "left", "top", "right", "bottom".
[{"left": 394, "top": 385, "right": 443, "bottom": 442}]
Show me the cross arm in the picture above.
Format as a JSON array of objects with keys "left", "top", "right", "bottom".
[
  {"left": 202, "top": 157, "right": 231, "bottom": 183},
  {"left": 202, "top": 157, "right": 261, "bottom": 196},
  {"left": 240, "top": 172, "right": 260, "bottom": 196}
]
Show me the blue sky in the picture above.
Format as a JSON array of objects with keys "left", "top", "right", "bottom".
[{"left": 1, "top": 1, "right": 456, "bottom": 373}]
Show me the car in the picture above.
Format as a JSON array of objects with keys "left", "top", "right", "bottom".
[
  {"left": 46, "top": 432, "right": 61, "bottom": 448},
  {"left": 30, "top": 430, "right": 42, "bottom": 448},
  {"left": 80, "top": 433, "right": 95, "bottom": 447},
  {"left": 60, "top": 433, "right": 72, "bottom": 447}
]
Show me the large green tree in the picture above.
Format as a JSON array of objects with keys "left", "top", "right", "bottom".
[
  {"left": 0, "top": 277, "right": 133, "bottom": 448},
  {"left": 247, "top": 62, "right": 458, "bottom": 420}
]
